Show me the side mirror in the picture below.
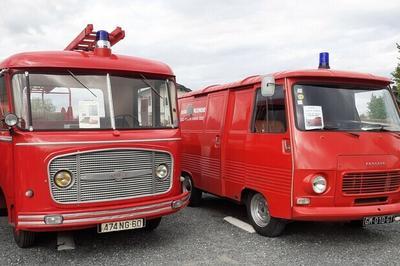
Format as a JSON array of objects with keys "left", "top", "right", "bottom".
[
  {"left": 4, "top": 113, "right": 18, "bottom": 127},
  {"left": 261, "top": 75, "right": 275, "bottom": 97}
]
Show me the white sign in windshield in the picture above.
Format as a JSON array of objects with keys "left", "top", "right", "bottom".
[
  {"left": 303, "top": 105, "right": 324, "bottom": 130},
  {"left": 78, "top": 100, "right": 100, "bottom": 128}
]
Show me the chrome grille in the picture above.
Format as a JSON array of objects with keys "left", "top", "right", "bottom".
[
  {"left": 342, "top": 171, "right": 400, "bottom": 195},
  {"left": 49, "top": 149, "right": 172, "bottom": 203}
]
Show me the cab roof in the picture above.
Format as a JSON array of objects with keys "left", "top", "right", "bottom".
[
  {"left": 180, "top": 69, "right": 390, "bottom": 98},
  {"left": 0, "top": 50, "right": 174, "bottom": 76}
]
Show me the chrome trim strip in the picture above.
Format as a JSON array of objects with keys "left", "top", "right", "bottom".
[
  {"left": 0, "top": 136, "right": 12, "bottom": 142},
  {"left": 19, "top": 201, "right": 172, "bottom": 220},
  {"left": 18, "top": 206, "right": 173, "bottom": 226},
  {"left": 16, "top": 137, "right": 182, "bottom": 146},
  {"left": 63, "top": 206, "right": 172, "bottom": 224},
  {"left": 106, "top": 73, "right": 116, "bottom": 130},
  {"left": 47, "top": 147, "right": 174, "bottom": 204},
  {"left": 81, "top": 169, "right": 153, "bottom": 181}
]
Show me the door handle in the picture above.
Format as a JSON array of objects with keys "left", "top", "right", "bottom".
[
  {"left": 282, "top": 139, "right": 291, "bottom": 154},
  {"left": 215, "top": 135, "right": 221, "bottom": 147}
]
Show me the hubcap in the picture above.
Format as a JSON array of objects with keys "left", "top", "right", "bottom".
[{"left": 250, "top": 193, "right": 270, "bottom": 227}]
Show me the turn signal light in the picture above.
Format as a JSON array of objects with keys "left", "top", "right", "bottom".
[
  {"left": 296, "top": 197, "right": 311, "bottom": 205},
  {"left": 44, "top": 215, "right": 63, "bottom": 225}
]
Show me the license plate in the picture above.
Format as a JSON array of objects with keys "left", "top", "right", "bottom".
[
  {"left": 98, "top": 218, "right": 145, "bottom": 233},
  {"left": 363, "top": 215, "right": 396, "bottom": 226}
]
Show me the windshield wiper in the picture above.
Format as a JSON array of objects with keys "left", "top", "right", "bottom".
[
  {"left": 139, "top": 74, "right": 164, "bottom": 99},
  {"left": 307, "top": 126, "right": 360, "bottom": 137},
  {"left": 361, "top": 124, "right": 400, "bottom": 139},
  {"left": 362, "top": 124, "right": 393, "bottom": 132},
  {"left": 306, "top": 126, "right": 340, "bottom": 131},
  {"left": 67, "top": 70, "right": 97, "bottom": 98}
]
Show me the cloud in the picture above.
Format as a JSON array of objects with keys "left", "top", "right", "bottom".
[{"left": 0, "top": 0, "right": 399, "bottom": 89}]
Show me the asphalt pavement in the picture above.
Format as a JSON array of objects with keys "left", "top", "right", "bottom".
[{"left": 1, "top": 194, "right": 399, "bottom": 265}]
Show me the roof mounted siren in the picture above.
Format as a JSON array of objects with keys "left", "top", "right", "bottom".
[
  {"left": 318, "top": 52, "right": 330, "bottom": 69},
  {"left": 65, "top": 24, "right": 125, "bottom": 56},
  {"left": 96, "top": 30, "right": 111, "bottom": 49}
]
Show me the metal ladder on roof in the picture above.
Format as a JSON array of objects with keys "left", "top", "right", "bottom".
[{"left": 64, "top": 24, "right": 125, "bottom": 51}]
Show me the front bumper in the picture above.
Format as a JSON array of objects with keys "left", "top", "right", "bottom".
[
  {"left": 17, "top": 192, "right": 189, "bottom": 231},
  {"left": 292, "top": 202, "right": 400, "bottom": 221}
]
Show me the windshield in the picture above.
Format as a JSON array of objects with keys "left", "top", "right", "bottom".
[
  {"left": 293, "top": 84, "right": 400, "bottom": 132},
  {"left": 12, "top": 72, "right": 178, "bottom": 130}
]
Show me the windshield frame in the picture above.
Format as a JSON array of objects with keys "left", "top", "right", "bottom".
[
  {"left": 291, "top": 81, "right": 400, "bottom": 133},
  {"left": 10, "top": 69, "right": 179, "bottom": 132}
]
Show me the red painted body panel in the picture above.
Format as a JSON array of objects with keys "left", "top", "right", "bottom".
[
  {"left": 0, "top": 32, "right": 184, "bottom": 234},
  {"left": 0, "top": 51, "right": 174, "bottom": 77},
  {"left": 179, "top": 70, "right": 400, "bottom": 222}
]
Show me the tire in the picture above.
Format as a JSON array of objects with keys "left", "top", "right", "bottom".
[
  {"left": 13, "top": 228, "right": 35, "bottom": 248},
  {"left": 183, "top": 176, "right": 202, "bottom": 207},
  {"left": 246, "top": 192, "right": 286, "bottom": 237},
  {"left": 0, "top": 208, "right": 7, "bottom": 217},
  {"left": 145, "top": 217, "right": 162, "bottom": 231}
]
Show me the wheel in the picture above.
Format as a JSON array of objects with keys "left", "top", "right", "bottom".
[
  {"left": 183, "top": 175, "right": 202, "bottom": 207},
  {"left": 246, "top": 192, "right": 286, "bottom": 237},
  {"left": 13, "top": 228, "right": 35, "bottom": 248},
  {"left": 144, "top": 217, "right": 162, "bottom": 231},
  {"left": 0, "top": 208, "right": 7, "bottom": 217}
]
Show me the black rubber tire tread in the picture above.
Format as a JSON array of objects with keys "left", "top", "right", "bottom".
[
  {"left": 188, "top": 186, "right": 202, "bottom": 207},
  {"left": 0, "top": 208, "right": 7, "bottom": 217},
  {"left": 13, "top": 229, "right": 36, "bottom": 248},
  {"left": 246, "top": 192, "right": 286, "bottom": 237}
]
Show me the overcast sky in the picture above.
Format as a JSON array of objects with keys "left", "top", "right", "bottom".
[{"left": 0, "top": 0, "right": 399, "bottom": 90}]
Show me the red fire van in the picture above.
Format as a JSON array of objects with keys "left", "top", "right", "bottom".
[
  {"left": 0, "top": 25, "right": 189, "bottom": 247},
  {"left": 179, "top": 53, "right": 400, "bottom": 237}
]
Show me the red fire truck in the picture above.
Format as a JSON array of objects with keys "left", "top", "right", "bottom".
[
  {"left": 179, "top": 53, "right": 400, "bottom": 237},
  {"left": 0, "top": 25, "right": 189, "bottom": 247}
]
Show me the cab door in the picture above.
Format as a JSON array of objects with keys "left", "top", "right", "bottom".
[
  {"left": 200, "top": 91, "right": 228, "bottom": 195},
  {"left": 0, "top": 73, "right": 13, "bottom": 214},
  {"left": 245, "top": 84, "right": 293, "bottom": 218}
]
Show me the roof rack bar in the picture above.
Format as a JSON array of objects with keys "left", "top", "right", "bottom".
[
  {"left": 65, "top": 24, "right": 94, "bottom": 51},
  {"left": 109, "top": 27, "right": 125, "bottom": 46}
]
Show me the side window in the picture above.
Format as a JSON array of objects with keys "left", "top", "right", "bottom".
[
  {"left": 0, "top": 76, "right": 10, "bottom": 129},
  {"left": 252, "top": 85, "right": 286, "bottom": 133}
]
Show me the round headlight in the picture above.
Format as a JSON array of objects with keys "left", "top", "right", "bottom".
[
  {"left": 312, "top": 175, "right": 327, "bottom": 194},
  {"left": 4, "top": 113, "right": 18, "bottom": 127},
  {"left": 54, "top": 170, "right": 73, "bottom": 188},
  {"left": 155, "top": 164, "right": 168, "bottom": 180}
]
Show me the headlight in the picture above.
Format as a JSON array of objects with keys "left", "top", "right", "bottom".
[
  {"left": 4, "top": 113, "right": 18, "bottom": 127},
  {"left": 312, "top": 175, "right": 327, "bottom": 194},
  {"left": 54, "top": 170, "right": 73, "bottom": 188},
  {"left": 155, "top": 164, "right": 168, "bottom": 180}
]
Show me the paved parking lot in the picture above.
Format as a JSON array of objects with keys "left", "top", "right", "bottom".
[{"left": 1, "top": 194, "right": 400, "bottom": 265}]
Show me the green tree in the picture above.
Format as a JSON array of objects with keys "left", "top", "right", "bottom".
[
  {"left": 392, "top": 43, "right": 400, "bottom": 95},
  {"left": 367, "top": 94, "right": 387, "bottom": 120}
]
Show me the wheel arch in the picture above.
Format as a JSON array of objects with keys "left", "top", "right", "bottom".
[
  {"left": 181, "top": 170, "right": 194, "bottom": 183},
  {"left": 240, "top": 187, "right": 261, "bottom": 204}
]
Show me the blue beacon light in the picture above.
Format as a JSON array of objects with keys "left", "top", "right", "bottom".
[
  {"left": 318, "top": 52, "right": 330, "bottom": 69},
  {"left": 96, "top": 30, "right": 110, "bottom": 48}
]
